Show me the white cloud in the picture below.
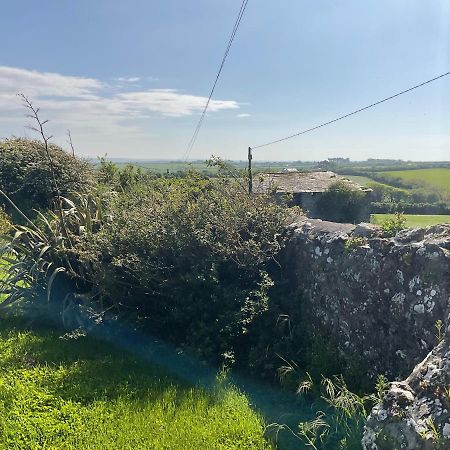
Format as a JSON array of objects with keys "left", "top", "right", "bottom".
[
  {"left": 0, "top": 65, "right": 240, "bottom": 155},
  {"left": 237, "top": 113, "right": 251, "bottom": 118},
  {"left": 0, "top": 66, "right": 238, "bottom": 118},
  {"left": 117, "top": 90, "right": 238, "bottom": 117},
  {"left": 0, "top": 66, "right": 103, "bottom": 99},
  {"left": 115, "top": 76, "right": 141, "bottom": 83}
]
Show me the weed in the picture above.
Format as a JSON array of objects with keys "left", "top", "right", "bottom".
[
  {"left": 435, "top": 319, "right": 444, "bottom": 344},
  {"left": 273, "top": 372, "right": 391, "bottom": 450},
  {"left": 345, "top": 237, "right": 367, "bottom": 252},
  {"left": 418, "top": 418, "right": 445, "bottom": 448},
  {"left": 379, "top": 213, "right": 407, "bottom": 237}
]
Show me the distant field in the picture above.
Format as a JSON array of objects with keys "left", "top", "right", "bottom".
[
  {"left": 105, "top": 160, "right": 319, "bottom": 174},
  {"left": 113, "top": 161, "right": 218, "bottom": 174},
  {"left": 371, "top": 214, "right": 450, "bottom": 228},
  {"left": 345, "top": 175, "right": 412, "bottom": 194},
  {"left": 345, "top": 175, "right": 378, "bottom": 185},
  {"left": 379, "top": 168, "right": 450, "bottom": 192}
]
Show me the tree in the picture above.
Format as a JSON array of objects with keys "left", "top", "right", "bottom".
[{"left": 316, "top": 181, "right": 367, "bottom": 223}]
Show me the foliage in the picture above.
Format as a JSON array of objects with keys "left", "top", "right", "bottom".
[
  {"left": 0, "top": 138, "right": 94, "bottom": 218},
  {"left": 345, "top": 237, "right": 367, "bottom": 252},
  {"left": 417, "top": 418, "right": 446, "bottom": 448},
  {"left": 0, "top": 208, "right": 11, "bottom": 236},
  {"left": 0, "top": 195, "right": 104, "bottom": 323},
  {"left": 435, "top": 319, "right": 444, "bottom": 344},
  {"left": 371, "top": 201, "right": 450, "bottom": 215},
  {"left": 343, "top": 168, "right": 450, "bottom": 216},
  {"left": 0, "top": 319, "right": 271, "bottom": 449},
  {"left": 88, "top": 174, "right": 291, "bottom": 362},
  {"left": 367, "top": 181, "right": 446, "bottom": 205},
  {"left": 1, "top": 172, "right": 291, "bottom": 366},
  {"left": 271, "top": 343, "right": 391, "bottom": 448},
  {"left": 378, "top": 212, "right": 407, "bottom": 237},
  {"left": 316, "top": 181, "right": 367, "bottom": 223},
  {"left": 292, "top": 375, "right": 389, "bottom": 450},
  {"left": 97, "top": 156, "right": 157, "bottom": 191}
]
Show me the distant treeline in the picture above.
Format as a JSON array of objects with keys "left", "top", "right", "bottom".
[
  {"left": 96, "top": 158, "right": 450, "bottom": 176},
  {"left": 371, "top": 202, "right": 450, "bottom": 215},
  {"left": 334, "top": 163, "right": 450, "bottom": 174}
]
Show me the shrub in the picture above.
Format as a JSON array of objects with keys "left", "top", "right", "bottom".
[
  {"left": 345, "top": 237, "right": 367, "bottom": 252},
  {"left": 316, "top": 181, "right": 367, "bottom": 223},
  {"left": 379, "top": 213, "right": 407, "bottom": 237},
  {"left": 0, "top": 138, "right": 94, "bottom": 217},
  {"left": 1, "top": 173, "right": 292, "bottom": 365},
  {"left": 88, "top": 175, "right": 291, "bottom": 361},
  {"left": 97, "top": 157, "right": 157, "bottom": 191}
]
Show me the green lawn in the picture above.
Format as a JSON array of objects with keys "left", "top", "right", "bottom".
[
  {"left": 371, "top": 214, "right": 450, "bottom": 228},
  {"left": 379, "top": 168, "right": 450, "bottom": 193},
  {"left": 0, "top": 320, "right": 272, "bottom": 450}
]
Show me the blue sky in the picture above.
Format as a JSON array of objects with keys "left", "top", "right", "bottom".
[{"left": 0, "top": 0, "right": 449, "bottom": 161}]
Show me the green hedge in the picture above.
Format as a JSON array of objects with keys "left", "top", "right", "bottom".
[
  {"left": 87, "top": 176, "right": 290, "bottom": 361},
  {"left": 371, "top": 202, "right": 450, "bottom": 214}
]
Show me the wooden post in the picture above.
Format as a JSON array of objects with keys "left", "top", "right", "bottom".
[{"left": 248, "top": 147, "right": 253, "bottom": 194}]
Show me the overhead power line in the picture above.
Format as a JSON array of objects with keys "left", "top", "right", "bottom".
[
  {"left": 251, "top": 70, "right": 450, "bottom": 150},
  {"left": 183, "top": 0, "right": 249, "bottom": 160}
]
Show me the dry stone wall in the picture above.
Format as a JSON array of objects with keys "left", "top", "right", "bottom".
[
  {"left": 284, "top": 219, "right": 450, "bottom": 380},
  {"left": 363, "top": 334, "right": 450, "bottom": 449},
  {"left": 283, "top": 218, "right": 450, "bottom": 447}
]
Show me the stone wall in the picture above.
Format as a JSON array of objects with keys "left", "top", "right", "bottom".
[
  {"left": 284, "top": 218, "right": 450, "bottom": 380},
  {"left": 363, "top": 334, "right": 450, "bottom": 449}
]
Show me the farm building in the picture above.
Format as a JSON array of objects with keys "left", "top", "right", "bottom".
[{"left": 254, "top": 171, "right": 372, "bottom": 222}]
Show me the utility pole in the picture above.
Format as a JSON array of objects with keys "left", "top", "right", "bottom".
[{"left": 248, "top": 147, "right": 253, "bottom": 194}]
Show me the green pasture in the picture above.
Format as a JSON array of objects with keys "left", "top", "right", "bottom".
[
  {"left": 379, "top": 168, "right": 450, "bottom": 192},
  {"left": 371, "top": 214, "right": 450, "bottom": 228},
  {"left": 345, "top": 175, "right": 378, "bottom": 186}
]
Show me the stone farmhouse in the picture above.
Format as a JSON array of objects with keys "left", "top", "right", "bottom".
[{"left": 254, "top": 170, "right": 372, "bottom": 221}]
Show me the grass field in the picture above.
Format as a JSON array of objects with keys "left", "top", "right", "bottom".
[
  {"left": 0, "top": 319, "right": 271, "bottom": 450},
  {"left": 371, "top": 214, "right": 450, "bottom": 228},
  {"left": 379, "top": 168, "right": 450, "bottom": 192},
  {"left": 344, "top": 175, "right": 375, "bottom": 186}
]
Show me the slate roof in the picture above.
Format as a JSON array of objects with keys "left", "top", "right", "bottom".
[{"left": 253, "top": 171, "right": 370, "bottom": 194}]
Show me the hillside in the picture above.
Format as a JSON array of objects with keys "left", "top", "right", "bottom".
[{"left": 379, "top": 168, "right": 450, "bottom": 192}]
